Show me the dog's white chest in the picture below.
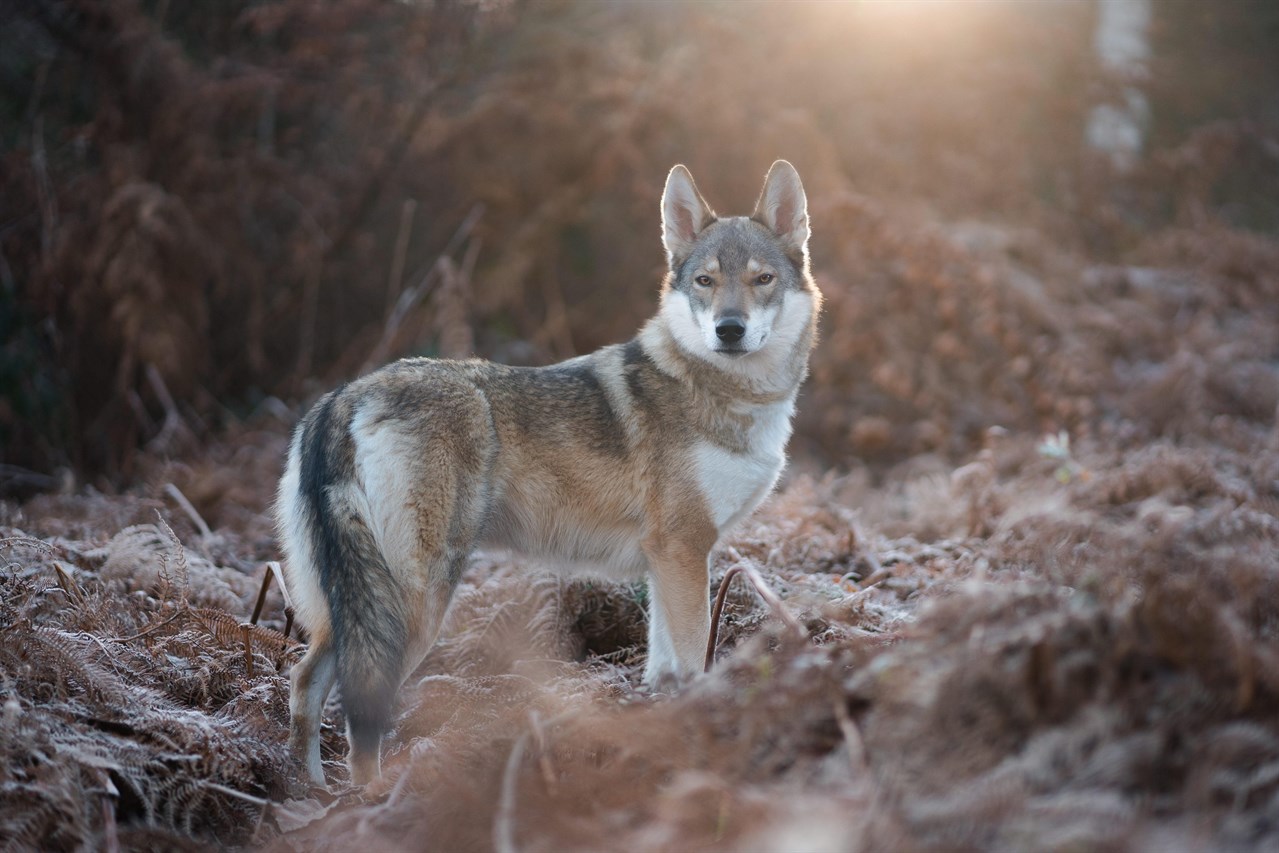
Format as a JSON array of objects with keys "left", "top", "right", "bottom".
[{"left": 692, "top": 400, "right": 794, "bottom": 532}]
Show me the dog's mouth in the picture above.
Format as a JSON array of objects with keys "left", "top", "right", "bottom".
[{"left": 711, "top": 333, "right": 767, "bottom": 358}]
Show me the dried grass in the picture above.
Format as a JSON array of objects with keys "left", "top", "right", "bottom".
[{"left": 4, "top": 421, "right": 1278, "bottom": 849}]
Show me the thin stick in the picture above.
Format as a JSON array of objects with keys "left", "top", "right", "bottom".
[
  {"left": 250, "top": 798, "right": 274, "bottom": 846},
  {"left": 99, "top": 771, "right": 120, "bottom": 853},
  {"left": 366, "top": 205, "right": 484, "bottom": 369},
  {"left": 163, "top": 483, "right": 212, "bottom": 539},
  {"left": 110, "top": 609, "right": 187, "bottom": 644},
  {"left": 384, "top": 762, "right": 416, "bottom": 810},
  {"left": 241, "top": 623, "right": 255, "bottom": 678},
  {"left": 145, "top": 364, "right": 187, "bottom": 452},
  {"left": 201, "top": 781, "right": 269, "bottom": 807},
  {"left": 494, "top": 732, "right": 529, "bottom": 853},
  {"left": 704, "top": 564, "right": 803, "bottom": 673},
  {"left": 528, "top": 710, "right": 558, "bottom": 796},
  {"left": 385, "top": 198, "right": 418, "bottom": 318},
  {"left": 250, "top": 566, "right": 273, "bottom": 625},
  {"left": 267, "top": 561, "right": 293, "bottom": 608},
  {"left": 705, "top": 566, "right": 744, "bottom": 673},
  {"left": 833, "top": 699, "right": 868, "bottom": 774},
  {"left": 126, "top": 389, "right": 157, "bottom": 437}
]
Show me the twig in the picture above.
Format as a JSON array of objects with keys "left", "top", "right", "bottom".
[
  {"left": 110, "top": 608, "right": 187, "bottom": 643},
  {"left": 250, "top": 565, "right": 273, "bottom": 625},
  {"left": 99, "top": 770, "right": 120, "bottom": 853},
  {"left": 365, "top": 204, "right": 484, "bottom": 370},
  {"left": 68, "top": 629, "right": 124, "bottom": 674},
  {"left": 201, "top": 781, "right": 268, "bottom": 807},
  {"left": 250, "top": 798, "right": 274, "bottom": 846},
  {"left": 833, "top": 699, "right": 868, "bottom": 775},
  {"left": 259, "top": 561, "right": 296, "bottom": 648},
  {"left": 704, "top": 564, "right": 803, "bottom": 673},
  {"left": 206, "top": 779, "right": 339, "bottom": 839},
  {"left": 126, "top": 389, "right": 157, "bottom": 437},
  {"left": 241, "top": 623, "right": 255, "bottom": 678},
  {"left": 385, "top": 198, "right": 418, "bottom": 318},
  {"left": 494, "top": 732, "right": 529, "bottom": 853},
  {"left": 144, "top": 364, "right": 187, "bottom": 452},
  {"left": 528, "top": 710, "right": 557, "bottom": 796},
  {"left": 383, "top": 762, "right": 416, "bottom": 810},
  {"left": 856, "top": 568, "right": 892, "bottom": 590},
  {"left": 705, "top": 567, "right": 743, "bottom": 672},
  {"left": 268, "top": 561, "right": 293, "bottom": 608},
  {"left": 163, "top": 483, "right": 212, "bottom": 540}
]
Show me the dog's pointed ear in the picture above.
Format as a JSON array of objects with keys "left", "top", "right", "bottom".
[
  {"left": 752, "top": 160, "right": 809, "bottom": 257},
  {"left": 661, "top": 165, "right": 716, "bottom": 266}
]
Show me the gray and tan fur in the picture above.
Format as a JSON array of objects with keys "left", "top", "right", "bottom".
[{"left": 276, "top": 160, "right": 822, "bottom": 787}]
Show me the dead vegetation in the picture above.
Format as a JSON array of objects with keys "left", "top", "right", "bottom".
[
  {"left": 3, "top": 0, "right": 1279, "bottom": 850},
  {"left": 5, "top": 423, "right": 1279, "bottom": 850}
]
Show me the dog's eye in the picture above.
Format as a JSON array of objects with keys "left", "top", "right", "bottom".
[
  {"left": 695, "top": 275, "right": 713, "bottom": 286},
  {"left": 756, "top": 273, "right": 775, "bottom": 285}
]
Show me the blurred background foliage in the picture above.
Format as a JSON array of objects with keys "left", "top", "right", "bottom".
[{"left": 2, "top": 0, "right": 1278, "bottom": 486}]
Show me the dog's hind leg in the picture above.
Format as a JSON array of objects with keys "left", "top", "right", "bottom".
[
  {"left": 343, "top": 558, "right": 458, "bottom": 787},
  {"left": 342, "top": 391, "right": 495, "bottom": 785},
  {"left": 288, "top": 630, "right": 337, "bottom": 787},
  {"left": 341, "top": 541, "right": 479, "bottom": 785}
]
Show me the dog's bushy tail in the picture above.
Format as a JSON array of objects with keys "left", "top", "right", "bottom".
[{"left": 298, "top": 391, "right": 408, "bottom": 755}]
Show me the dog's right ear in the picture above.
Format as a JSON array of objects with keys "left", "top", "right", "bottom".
[
  {"left": 661, "top": 165, "right": 716, "bottom": 267},
  {"left": 752, "top": 160, "right": 809, "bottom": 259}
]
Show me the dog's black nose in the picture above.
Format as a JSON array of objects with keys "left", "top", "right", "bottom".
[{"left": 715, "top": 318, "right": 746, "bottom": 344}]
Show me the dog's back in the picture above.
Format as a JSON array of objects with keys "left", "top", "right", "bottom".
[{"left": 279, "top": 160, "right": 820, "bottom": 787}]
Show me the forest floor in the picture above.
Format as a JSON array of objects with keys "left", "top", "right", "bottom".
[{"left": 4, "top": 366, "right": 1279, "bottom": 851}]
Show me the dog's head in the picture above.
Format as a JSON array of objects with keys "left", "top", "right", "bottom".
[{"left": 658, "top": 160, "right": 816, "bottom": 364}]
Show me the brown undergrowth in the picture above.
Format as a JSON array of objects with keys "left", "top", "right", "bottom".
[
  {"left": 4, "top": 412, "right": 1279, "bottom": 850},
  {"left": 7, "top": 0, "right": 1276, "bottom": 480}
]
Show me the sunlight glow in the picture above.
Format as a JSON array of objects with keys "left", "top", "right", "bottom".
[{"left": 814, "top": 0, "right": 1008, "bottom": 45}]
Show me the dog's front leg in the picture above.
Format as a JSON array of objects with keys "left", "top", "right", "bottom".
[{"left": 642, "top": 535, "right": 713, "bottom": 686}]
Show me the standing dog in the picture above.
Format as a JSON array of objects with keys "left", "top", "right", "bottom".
[{"left": 276, "top": 160, "right": 821, "bottom": 786}]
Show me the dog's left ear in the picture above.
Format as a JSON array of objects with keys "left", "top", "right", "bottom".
[
  {"left": 662, "top": 165, "right": 716, "bottom": 266},
  {"left": 752, "top": 160, "right": 809, "bottom": 257}
]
